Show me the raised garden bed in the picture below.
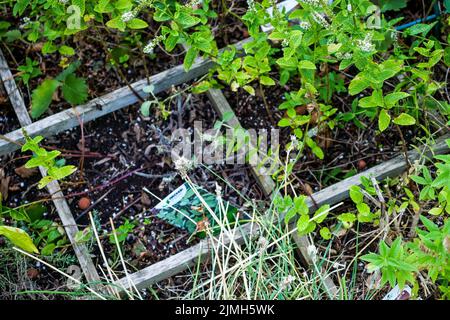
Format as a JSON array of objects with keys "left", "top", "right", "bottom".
[{"left": 0, "top": 0, "right": 449, "bottom": 301}]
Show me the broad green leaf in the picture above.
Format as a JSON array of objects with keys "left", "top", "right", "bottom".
[
  {"left": 406, "top": 23, "right": 435, "bottom": 36},
  {"left": 384, "top": 92, "right": 410, "bottom": 108},
  {"left": 313, "top": 205, "right": 330, "bottom": 224},
  {"left": 48, "top": 165, "right": 77, "bottom": 180},
  {"left": 260, "top": 76, "right": 275, "bottom": 86},
  {"left": 0, "top": 225, "right": 39, "bottom": 253},
  {"left": 41, "top": 243, "right": 56, "bottom": 256},
  {"left": 106, "top": 17, "right": 126, "bottom": 31},
  {"left": 38, "top": 176, "right": 56, "bottom": 189},
  {"left": 378, "top": 109, "right": 391, "bottom": 132},
  {"left": 140, "top": 101, "right": 152, "bottom": 117},
  {"left": 31, "top": 79, "right": 61, "bottom": 119},
  {"left": 429, "top": 207, "right": 443, "bottom": 216},
  {"left": 393, "top": 113, "right": 416, "bottom": 126},
  {"left": 58, "top": 45, "right": 75, "bottom": 56},
  {"left": 380, "top": 0, "right": 407, "bottom": 12},
  {"left": 183, "top": 47, "right": 198, "bottom": 71},
  {"left": 278, "top": 118, "right": 291, "bottom": 127},
  {"left": 349, "top": 75, "right": 370, "bottom": 95},
  {"left": 319, "top": 227, "right": 332, "bottom": 240},
  {"left": 243, "top": 85, "right": 255, "bottom": 96},
  {"left": 349, "top": 186, "right": 364, "bottom": 204},
  {"left": 298, "top": 60, "right": 316, "bottom": 70},
  {"left": 127, "top": 18, "right": 148, "bottom": 29},
  {"left": 296, "top": 214, "right": 310, "bottom": 232}
]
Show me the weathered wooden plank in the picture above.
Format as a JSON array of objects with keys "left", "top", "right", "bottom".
[
  {"left": 0, "top": 49, "right": 101, "bottom": 285},
  {"left": 206, "top": 88, "right": 337, "bottom": 296},
  {"left": 38, "top": 172, "right": 101, "bottom": 285},
  {"left": 206, "top": 88, "right": 276, "bottom": 197},
  {"left": 114, "top": 133, "right": 450, "bottom": 292},
  {"left": 0, "top": 49, "right": 30, "bottom": 126}
]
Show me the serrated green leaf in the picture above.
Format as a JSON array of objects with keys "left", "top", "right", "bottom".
[
  {"left": 61, "top": 74, "right": 88, "bottom": 105},
  {"left": 31, "top": 79, "right": 61, "bottom": 119}
]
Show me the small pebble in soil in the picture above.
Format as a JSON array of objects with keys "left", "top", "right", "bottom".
[
  {"left": 126, "top": 234, "right": 136, "bottom": 244},
  {"left": 27, "top": 268, "right": 40, "bottom": 280},
  {"left": 358, "top": 160, "right": 367, "bottom": 170},
  {"left": 78, "top": 197, "right": 91, "bottom": 210}
]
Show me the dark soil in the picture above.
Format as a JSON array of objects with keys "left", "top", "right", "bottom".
[
  {"left": 212, "top": 0, "right": 249, "bottom": 48},
  {"left": 0, "top": 84, "right": 20, "bottom": 134}
]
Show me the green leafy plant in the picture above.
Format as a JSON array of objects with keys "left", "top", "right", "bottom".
[
  {"left": 109, "top": 219, "right": 135, "bottom": 244},
  {"left": 361, "top": 237, "right": 417, "bottom": 290},
  {"left": 277, "top": 194, "right": 332, "bottom": 239},
  {"left": 30, "top": 61, "right": 88, "bottom": 118},
  {"left": 21, "top": 130, "right": 77, "bottom": 189},
  {"left": 408, "top": 215, "right": 450, "bottom": 297},
  {"left": 0, "top": 225, "right": 39, "bottom": 254},
  {"left": 17, "top": 57, "right": 42, "bottom": 86},
  {"left": 360, "top": 216, "right": 449, "bottom": 296},
  {"left": 411, "top": 139, "right": 450, "bottom": 216}
]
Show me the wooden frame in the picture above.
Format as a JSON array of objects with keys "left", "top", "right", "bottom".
[
  {"left": 1, "top": 20, "right": 448, "bottom": 297},
  {"left": 0, "top": 49, "right": 100, "bottom": 285}
]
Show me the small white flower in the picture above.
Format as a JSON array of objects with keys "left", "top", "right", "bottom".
[
  {"left": 188, "top": 0, "right": 202, "bottom": 7},
  {"left": 121, "top": 11, "right": 135, "bottom": 22},
  {"left": 347, "top": 4, "right": 352, "bottom": 12},
  {"left": 173, "top": 156, "right": 196, "bottom": 176},
  {"left": 282, "top": 39, "right": 289, "bottom": 47},
  {"left": 143, "top": 35, "right": 165, "bottom": 54},
  {"left": 343, "top": 52, "right": 353, "bottom": 59},
  {"left": 337, "top": 52, "right": 353, "bottom": 60},
  {"left": 312, "top": 12, "right": 330, "bottom": 29},
  {"left": 299, "top": 21, "right": 311, "bottom": 30},
  {"left": 300, "top": 0, "right": 321, "bottom": 7},
  {"left": 290, "top": 135, "right": 299, "bottom": 149},
  {"left": 59, "top": 0, "right": 69, "bottom": 4},
  {"left": 247, "top": 0, "right": 256, "bottom": 11},
  {"left": 357, "top": 33, "right": 375, "bottom": 53}
]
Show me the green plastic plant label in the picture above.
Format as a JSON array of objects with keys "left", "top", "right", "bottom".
[{"left": 151, "top": 183, "right": 239, "bottom": 237}]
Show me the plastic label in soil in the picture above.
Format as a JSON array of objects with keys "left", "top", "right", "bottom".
[{"left": 151, "top": 183, "right": 239, "bottom": 238}]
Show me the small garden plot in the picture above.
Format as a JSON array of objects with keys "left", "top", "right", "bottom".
[
  {"left": 0, "top": 26, "right": 184, "bottom": 119},
  {"left": 39, "top": 87, "right": 264, "bottom": 275},
  {"left": 0, "top": 0, "right": 449, "bottom": 301},
  {"left": 0, "top": 0, "right": 249, "bottom": 121},
  {"left": 311, "top": 164, "right": 450, "bottom": 300},
  {"left": 223, "top": 84, "right": 443, "bottom": 192}
]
